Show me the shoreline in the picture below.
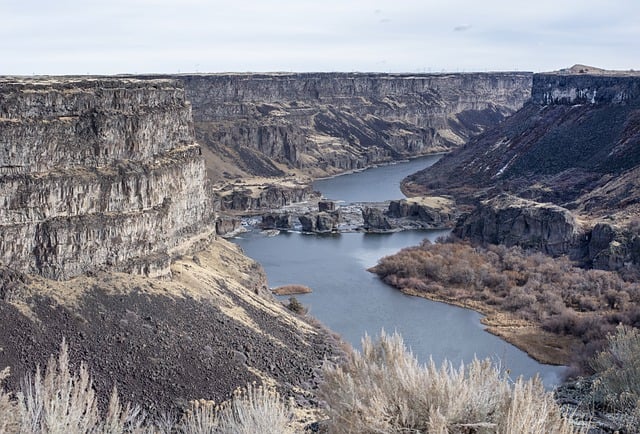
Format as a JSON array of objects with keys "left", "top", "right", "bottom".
[
  {"left": 395, "top": 286, "right": 578, "bottom": 366},
  {"left": 311, "top": 152, "right": 448, "bottom": 184}
]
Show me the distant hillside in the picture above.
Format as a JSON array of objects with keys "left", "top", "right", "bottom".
[
  {"left": 173, "top": 72, "right": 532, "bottom": 180},
  {"left": 404, "top": 69, "right": 640, "bottom": 270}
]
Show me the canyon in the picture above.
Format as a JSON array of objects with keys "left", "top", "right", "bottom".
[
  {"left": 178, "top": 72, "right": 532, "bottom": 182},
  {"left": 2, "top": 67, "right": 637, "bottom": 429},
  {"left": 405, "top": 66, "right": 640, "bottom": 272}
]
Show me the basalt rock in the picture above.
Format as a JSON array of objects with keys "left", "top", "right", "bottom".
[
  {"left": 588, "top": 222, "right": 640, "bottom": 271},
  {"left": 387, "top": 197, "right": 455, "bottom": 227},
  {"left": 218, "top": 182, "right": 318, "bottom": 212},
  {"left": 299, "top": 211, "right": 338, "bottom": 233},
  {"left": 454, "top": 194, "right": 580, "bottom": 256},
  {"left": 318, "top": 200, "right": 337, "bottom": 212},
  {"left": 215, "top": 216, "right": 241, "bottom": 236},
  {"left": 261, "top": 213, "right": 294, "bottom": 230},
  {"left": 175, "top": 72, "right": 532, "bottom": 179},
  {"left": 362, "top": 207, "right": 393, "bottom": 232},
  {"left": 0, "top": 77, "right": 215, "bottom": 279}
]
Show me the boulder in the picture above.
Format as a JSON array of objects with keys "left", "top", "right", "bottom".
[
  {"left": 362, "top": 207, "right": 393, "bottom": 231},
  {"left": 588, "top": 222, "right": 640, "bottom": 271},
  {"left": 387, "top": 197, "right": 455, "bottom": 227},
  {"left": 318, "top": 200, "right": 337, "bottom": 212},
  {"left": 299, "top": 212, "right": 338, "bottom": 233},
  {"left": 454, "top": 194, "right": 579, "bottom": 256},
  {"left": 215, "top": 216, "right": 241, "bottom": 236},
  {"left": 261, "top": 213, "right": 294, "bottom": 230}
]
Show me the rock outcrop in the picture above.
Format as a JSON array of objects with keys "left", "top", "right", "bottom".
[
  {"left": 175, "top": 72, "right": 532, "bottom": 180},
  {"left": 454, "top": 194, "right": 580, "bottom": 256},
  {"left": 362, "top": 207, "right": 393, "bottom": 232},
  {"left": 363, "top": 197, "right": 456, "bottom": 232},
  {"left": 587, "top": 222, "right": 640, "bottom": 271},
  {"left": 216, "top": 181, "right": 318, "bottom": 212},
  {"left": 0, "top": 77, "right": 215, "bottom": 279},
  {"left": 405, "top": 67, "right": 640, "bottom": 269},
  {"left": 299, "top": 211, "right": 339, "bottom": 233},
  {"left": 261, "top": 212, "right": 294, "bottom": 230}
]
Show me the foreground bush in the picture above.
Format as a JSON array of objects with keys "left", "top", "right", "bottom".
[
  {"left": 590, "top": 325, "right": 640, "bottom": 414},
  {"left": 319, "top": 331, "right": 580, "bottom": 434},
  {"left": 0, "top": 341, "right": 293, "bottom": 433}
]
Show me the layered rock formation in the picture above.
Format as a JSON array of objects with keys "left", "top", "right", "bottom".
[
  {"left": 176, "top": 72, "right": 532, "bottom": 179},
  {"left": 363, "top": 196, "right": 456, "bottom": 232},
  {"left": 453, "top": 194, "right": 580, "bottom": 256},
  {"left": 404, "top": 67, "right": 640, "bottom": 268},
  {"left": 0, "top": 77, "right": 215, "bottom": 279}
]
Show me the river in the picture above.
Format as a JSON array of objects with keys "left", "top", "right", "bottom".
[{"left": 233, "top": 156, "right": 566, "bottom": 386}]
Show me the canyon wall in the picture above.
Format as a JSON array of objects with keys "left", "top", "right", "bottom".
[
  {"left": 0, "top": 77, "right": 215, "bottom": 279},
  {"left": 176, "top": 72, "right": 532, "bottom": 178},
  {"left": 406, "top": 69, "right": 640, "bottom": 269}
]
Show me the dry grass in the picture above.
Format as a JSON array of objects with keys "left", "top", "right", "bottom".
[
  {"left": 272, "top": 285, "right": 313, "bottom": 295},
  {"left": 590, "top": 325, "right": 640, "bottom": 412},
  {"left": 319, "top": 331, "right": 582, "bottom": 434},
  {"left": 0, "top": 340, "right": 296, "bottom": 434},
  {"left": 0, "top": 339, "right": 145, "bottom": 434}
]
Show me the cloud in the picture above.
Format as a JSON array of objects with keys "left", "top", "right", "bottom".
[{"left": 453, "top": 24, "right": 472, "bottom": 32}]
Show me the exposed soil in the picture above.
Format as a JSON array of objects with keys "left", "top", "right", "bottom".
[{"left": 0, "top": 239, "right": 341, "bottom": 418}]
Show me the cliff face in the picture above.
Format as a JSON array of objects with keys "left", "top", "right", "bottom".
[
  {"left": 177, "top": 72, "right": 532, "bottom": 179},
  {"left": 0, "top": 78, "right": 215, "bottom": 279},
  {"left": 406, "top": 72, "right": 640, "bottom": 203},
  {"left": 406, "top": 69, "right": 640, "bottom": 269}
]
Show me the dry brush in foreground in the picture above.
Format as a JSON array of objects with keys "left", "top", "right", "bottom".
[{"left": 319, "top": 331, "right": 580, "bottom": 433}]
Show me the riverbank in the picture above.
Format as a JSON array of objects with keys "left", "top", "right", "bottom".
[
  {"left": 369, "top": 238, "right": 639, "bottom": 371},
  {"left": 396, "top": 287, "right": 577, "bottom": 365}
]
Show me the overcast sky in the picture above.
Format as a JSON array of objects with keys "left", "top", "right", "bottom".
[{"left": 1, "top": 0, "right": 638, "bottom": 75}]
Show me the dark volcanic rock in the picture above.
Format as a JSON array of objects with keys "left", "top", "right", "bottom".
[
  {"left": 0, "top": 77, "right": 215, "bottom": 280},
  {"left": 454, "top": 194, "right": 580, "bottom": 256},
  {"left": 219, "top": 183, "right": 318, "bottom": 212},
  {"left": 215, "top": 216, "right": 241, "bottom": 236},
  {"left": 0, "top": 242, "right": 341, "bottom": 418},
  {"left": 261, "top": 213, "right": 294, "bottom": 229},
  {"left": 387, "top": 198, "right": 455, "bottom": 226},
  {"left": 299, "top": 212, "right": 338, "bottom": 233},
  {"left": 174, "top": 72, "right": 532, "bottom": 179},
  {"left": 362, "top": 207, "right": 393, "bottom": 231},
  {"left": 318, "top": 200, "right": 337, "bottom": 212},
  {"left": 588, "top": 222, "right": 640, "bottom": 271}
]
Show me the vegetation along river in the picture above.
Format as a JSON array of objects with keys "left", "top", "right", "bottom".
[{"left": 233, "top": 155, "right": 567, "bottom": 386}]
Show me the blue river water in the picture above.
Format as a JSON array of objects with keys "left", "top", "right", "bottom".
[{"left": 233, "top": 156, "right": 567, "bottom": 386}]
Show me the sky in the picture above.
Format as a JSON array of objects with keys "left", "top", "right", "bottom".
[{"left": 1, "top": 0, "right": 638, "bottom": 75}]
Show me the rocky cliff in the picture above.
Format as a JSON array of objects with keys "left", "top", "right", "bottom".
[
  {"left": 0, "top": 77, "right": 215, "bottom": 279},
  {"left": 404, "top": 67, "right": 640, "bottom": 269},
  {"left": 175, "top": 72, "right": 532, "bottom": 179}
]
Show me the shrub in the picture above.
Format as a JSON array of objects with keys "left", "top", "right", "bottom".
[
  {"left": 0, "top": 341, "right": 293, "bottom": 433},
  {"left": 286, "top": 296, "right": 308, "bottom": 315},
  {"left": 4, "top": 339, "right": 145, "bottom": 433},
  {"left": 590, "top": 325, "right": 640, "bottom": 412},
  {"left": 319, "top": 331, "right": 579, "bottom": 433}
]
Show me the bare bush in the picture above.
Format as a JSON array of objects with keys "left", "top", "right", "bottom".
[
  {"left": 319, "top": 331, "right": 580, "bottom": 433},
  {"left": 370, "top": 238, "right": 640, "bottom": 369},
  {"left": 590, "top": 325, "right": 640, "bottom": 412}
]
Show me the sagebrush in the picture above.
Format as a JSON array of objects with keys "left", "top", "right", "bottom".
[
  {"left": 0, "top": 341, "right": 292, "bottom": 433},
  {"left": 319, "top": 331, "right": 580, "bottom": 434}
]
